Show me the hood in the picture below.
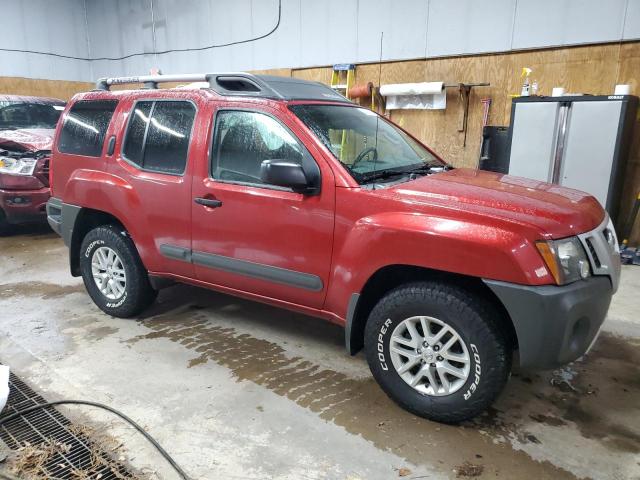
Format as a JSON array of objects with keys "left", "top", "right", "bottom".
[
  {"left": 0, "top": 128, "right": 55, "bottom": 152},
  {"left": 384, "top": 168, "right": 604, "bottom": 239}
]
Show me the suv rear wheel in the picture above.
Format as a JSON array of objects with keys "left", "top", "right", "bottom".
[
  {"left": 80, "top": 225, "right": 157, "bottom": 318},
  {"left": 364, "top": 281, "right": 511, "bottom": 423}
]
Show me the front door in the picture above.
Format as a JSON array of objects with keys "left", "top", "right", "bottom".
[{"left": 191, "top": 106, "right": 335, "bottom": 309}]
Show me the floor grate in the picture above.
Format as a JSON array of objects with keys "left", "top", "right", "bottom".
[{"left": 0, "top": 372, "right": 135, "bottom": 479}]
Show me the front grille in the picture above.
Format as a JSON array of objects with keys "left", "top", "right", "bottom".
[
  {"left": 585, "top": 238, "right": 601, "bottom": 268},
  {"left": 0, "top": 372, "right": 134, "bottom": 479}
]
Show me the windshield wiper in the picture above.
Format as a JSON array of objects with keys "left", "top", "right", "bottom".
[
  {"left": 359, "top": 169, "right": 410, "bottom": 183},
  {"left": 404, "top": 163, "right": 450, "bottom": 174}
]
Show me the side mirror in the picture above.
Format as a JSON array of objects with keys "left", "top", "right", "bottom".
[{"left": 260, "top": 160, "right": 318, "bottom": 194}]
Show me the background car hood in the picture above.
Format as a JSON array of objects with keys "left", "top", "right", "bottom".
[
  {"left": 0, "top": 128, "right": 55, "bottom": 152},
  {"left": 386, "top": 168, "right": 604, "bottom": 238}
]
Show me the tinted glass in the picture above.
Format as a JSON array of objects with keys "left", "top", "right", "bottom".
[
  {"left": 212, "top": 110, "right": 305, "bottom": 185},
  {"left": 142, "top": 101, "right": 195, "bottom": 175},
  {"left": 290, "top": 104, "right": 443, "bottom": 185},
  {"left": 58, "top": 100, "right": 117, "bottom": 157},
  {"left": 122, "top": 101, "right": 153, "bottom": 166},
  {"left": 0, "top": 102, "right": 64, "bottom": 130}
]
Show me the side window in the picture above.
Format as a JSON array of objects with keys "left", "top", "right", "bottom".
[
  {"left": 122, "top": 101, "right": 152, "bottom": 165},
  {"left": 58, "top": 100, "right": 118, "bottom": 157},
  {"left": 211, "top": 110, "right": 305, "bottom": 186},
  {"left": 143, "top": 102, "right": 196, "bottom": 174},
  {"left": 122, "top": 100, "right": 196, "bottom": 175}
]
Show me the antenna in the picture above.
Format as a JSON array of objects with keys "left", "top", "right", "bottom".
[{"left": 372, "top": 31, "right": 383, "bottom": 190}]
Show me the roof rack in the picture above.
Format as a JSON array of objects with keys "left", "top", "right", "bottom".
[{"left": 95, "top": 72, "right": 351, "bottom": 104}]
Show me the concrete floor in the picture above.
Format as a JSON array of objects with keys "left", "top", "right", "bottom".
[{"left": 0, "top": 225, "right": 639, "bottom": 480}]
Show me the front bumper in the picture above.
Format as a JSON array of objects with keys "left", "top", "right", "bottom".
[
  {"left": 485, "top": 276, "right": 612, "bottom": 369},
  {"left": 0, "top": 187, "right": 50, "bottom": 224}
]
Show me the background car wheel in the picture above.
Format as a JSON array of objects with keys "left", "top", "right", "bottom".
[
  {"left": 80, "top": 225, "right": 157, "bottom": 318},
  {"left": 364, "top": 281, "right": 511, "bottom": 424},
  {"left": 0, "top": 209, "right": 9, "bottom": 235}
]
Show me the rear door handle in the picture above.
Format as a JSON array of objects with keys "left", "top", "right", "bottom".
[{"left": 194, "top": 197, "right": 223, "bottom": 208}]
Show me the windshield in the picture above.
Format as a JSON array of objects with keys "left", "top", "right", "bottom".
[
  {"left": 290, "top": 104, "right": 445, "bottom": 185},
  {"left": 0, "top": 102, "right": 64, "bottom": 130}
]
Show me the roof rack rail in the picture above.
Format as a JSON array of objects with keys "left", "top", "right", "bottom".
[{"left": 94, "top": 72, "right": 351, "bottom": 103}]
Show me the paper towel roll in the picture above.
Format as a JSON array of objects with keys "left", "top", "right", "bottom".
[
  {"left": 380, "top": 82, "right": 444, "bottom": 97},
  {"left": 614, "top": 84, "right": 631, "bottom": 95}
]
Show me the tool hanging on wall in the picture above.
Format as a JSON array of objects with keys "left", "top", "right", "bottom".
[
  {"left": 377, "top": 81, "right": 489, "bottom": 146},
  {"left": 481, "top": 98, "right": 492, "bottom": 127},
  {"left": 331, "top": 64, "right": 355, "bottom": 98},
  {"left": 448, "top": 82, "right": 490, "bottom": 147}
]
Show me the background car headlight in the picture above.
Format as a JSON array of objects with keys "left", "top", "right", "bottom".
[
  {"left": 0, "top": 157, "right": 38, "bottom": 176},
  {"left": 536, "top": 237, "right": 591, "bottom": 285}
]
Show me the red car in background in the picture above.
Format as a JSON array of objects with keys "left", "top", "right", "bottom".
[{"left": 0, "top": 95, "right": 65, "bottom": 231}]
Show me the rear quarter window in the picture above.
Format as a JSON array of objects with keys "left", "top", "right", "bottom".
[{"left": 58, "top": 100, "right": 118, "bottom": 157}]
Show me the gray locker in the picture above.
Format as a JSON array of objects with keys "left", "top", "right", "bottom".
[{"left": 506, "top": 95, "right": 638, "bottom": 221}]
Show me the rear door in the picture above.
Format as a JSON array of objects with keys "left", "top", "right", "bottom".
[
  {"left": 108, "top": 95, "right": 208, "bottom": 277},
  {"left": 190, "top": 104, "right": 336, "bottom": 309}
]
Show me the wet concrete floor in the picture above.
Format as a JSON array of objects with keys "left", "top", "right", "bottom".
[{"left": 1, "top": 226, "right": 639, "bottom": 479}]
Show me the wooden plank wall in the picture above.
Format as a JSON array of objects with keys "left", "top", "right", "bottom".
[
  {"left": 292, "top": 42, "right": 640, "bottom": 243},
  {"left": 1, "top": 42, "right": 639, "bottom": 242},
  {"left": 0, "top": 77, "right": 93, "bottom": 100}
]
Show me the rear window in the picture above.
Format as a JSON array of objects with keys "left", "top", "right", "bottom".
[
  {"left": 0, "top": 102, "right": 64, "bottom": 130},
  {"left": 58, "top": 100, "right": 118, "bottom": 157},
  {"left": 122, "top": 100, "right": 196, "bottom": 175}
]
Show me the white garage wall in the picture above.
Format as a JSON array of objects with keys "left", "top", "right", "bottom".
[
  {"left": 0, "top": 0, "right": 91, "bottom": 81},
  {"left": 4, "top": 0, "right": 640, "bottom": 82}
]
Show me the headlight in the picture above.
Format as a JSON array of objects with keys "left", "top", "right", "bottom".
[
  {"left": 536, "top": 237, "right": 591, "bottom": 285},
  {"left": 0, "top": 157, "right": 37, "bottom": 176}
]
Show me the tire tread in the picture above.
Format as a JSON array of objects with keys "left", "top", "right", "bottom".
[
  {"left": 364, "top": 281, "right": 511, "bottom": 423},
  {"left": 80, "top": 225, "right": 157, "bottom": 318}
]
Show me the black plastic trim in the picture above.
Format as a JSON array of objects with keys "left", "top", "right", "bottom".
[
  {"left": 484, "top": 276, "right": 613, "bottom": 369},
  {"left": 345, "top": 293, "right": 361, "bottom": 355},
  {"left": 159, "top": 244, "right": 191, "bottom": 262},
  {"left": 46, "top": 198, "right": 81, "bottom": 247},
  {"left": 159, "top": 244, "right": 323, "bottom": 292},
  {"left": 46, "top": 197, "right": 63, "bottom": 235},
  {"left": 191, "top": 251, "right": 323, "bottom": 291}
]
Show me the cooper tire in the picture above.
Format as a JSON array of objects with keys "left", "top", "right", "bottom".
[
  {"left": 80, "top": 225, "right": 157, "bottom": 318},
  {"left": 364, "top": 281, "right": 511, "bottom": 424}
]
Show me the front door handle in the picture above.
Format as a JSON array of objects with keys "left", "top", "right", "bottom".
[{"left": 194, "top": 197, "right": 223, "bottom": 208}]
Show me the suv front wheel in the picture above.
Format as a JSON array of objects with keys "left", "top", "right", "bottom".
[
  {"left": 80, "top": 225, "right": 157, "bottom": 318},
  {"left": 365, "top": 281, "right": 511, "bottom": 423}
]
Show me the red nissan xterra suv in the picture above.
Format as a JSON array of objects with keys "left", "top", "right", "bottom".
[
  {"left": 0, "top": 95, "right": 65, "bottom": 231},
  {"left": 47, "top": 73, "right": 620, "bottom": 423}
]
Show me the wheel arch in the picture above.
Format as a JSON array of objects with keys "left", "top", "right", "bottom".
[
  {"left": 68, "top": 208, "right": 127, "bottom": 276},
  {"left": 345, "top": 264, "right": 518, "bottom": 356}
]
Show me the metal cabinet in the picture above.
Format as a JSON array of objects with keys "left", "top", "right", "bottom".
[{"left": 506, "top": 95, "right": 638, "bottom": 220}]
